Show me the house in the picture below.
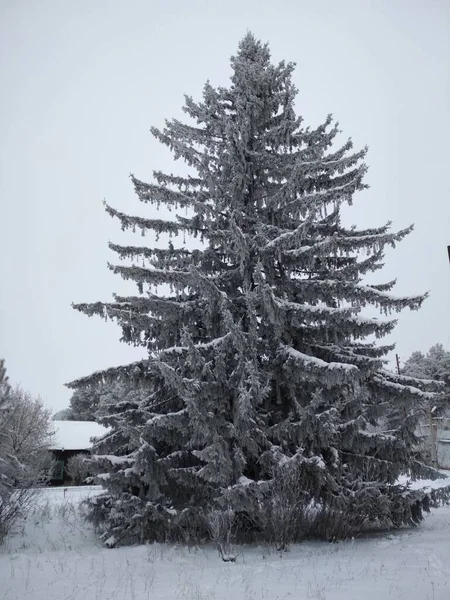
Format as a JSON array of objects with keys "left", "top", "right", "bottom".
[
  {"left": 417, "top": 416, "right": 450, "bottom": 471},
  {"left": 437, "top": 417, "right": 450, "bottom": 470},
  {"left": 50, "top": 420, "right": 109, "bottom": 485}
]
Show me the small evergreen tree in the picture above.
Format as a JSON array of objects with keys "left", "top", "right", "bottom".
[
  {"left": 54, "top": 385, "right": 113, "bottom": 422},
  {"left": 403, "top": 344, "right": 450, "bottom": 385},
  {"left": 402, "top": 344, "right": 450, "bottom": 415},
  {"left": 53, "top": 408, "right": 73, "bottom": 421},
  {"left": 67, "top": 387, "right": 102, "bottom": 421},
  {"left": 84, "top": 382, "right": 160, "bottom": 546},
  {"left": 69, "top": 34, "right": 448, "bottom": 547}
]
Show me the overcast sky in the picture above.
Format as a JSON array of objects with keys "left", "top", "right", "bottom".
[{"left": 1, "top": 0, "right": 449, "bottom": 412}]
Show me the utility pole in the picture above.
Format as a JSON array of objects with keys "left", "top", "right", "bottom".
[
  {"left": 395, "top": 355, "right": 407, "bottom": 421},
  {"left": 435, "top": 244, "right": 450, "bottom": 466},
  {"left": 429, "top": 405, "right": 438, "bottom": 468}
]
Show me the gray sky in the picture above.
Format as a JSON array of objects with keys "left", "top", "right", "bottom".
[{"left": 1, "top": 0, "right": 449, "bottom": 413}]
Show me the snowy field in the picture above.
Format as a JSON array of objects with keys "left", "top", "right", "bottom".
[{"left": 1, "top": 484, "right": 450, "bottom": 600}]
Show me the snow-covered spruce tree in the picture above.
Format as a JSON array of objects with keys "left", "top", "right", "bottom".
[
  {"left": 80, "top": 381, "right": 175, "bottom": 546},
  {"left": 53, "top": 383, "right": 117, "bottom": 422},
  {"left": 402, "top": 344, "right": 450, "bottom": 418},
  {"left": 403, "top": 344, "right": 450, "bottom": 386},
  {"left": 68, "top": 34, "right": 447, "bottom": 547},
  {"left": 66, "top": 386, "right": 103, "bottom": 421}
]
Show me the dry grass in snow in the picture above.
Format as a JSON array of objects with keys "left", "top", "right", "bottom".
[{"left": 1, "top": 484, "right": 450, "bottom": 599}]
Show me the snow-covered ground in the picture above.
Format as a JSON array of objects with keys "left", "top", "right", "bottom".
[{"left": 1, "top": 483, "right": 450, "bottom": 600}]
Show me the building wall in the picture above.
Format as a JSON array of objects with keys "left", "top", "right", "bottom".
[
  {"left": 437, "top": 441, "right": 450, "bottom": 469},
  {"left": 437, "top": 421, "right": 450, "bottom": 469}
]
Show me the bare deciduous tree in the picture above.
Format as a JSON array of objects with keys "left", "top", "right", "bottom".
[
  {"left": 0, "top": 361, "right": 54, "bottom": 543},
  {"left": 7, "top": 387, "right": 55, "bottom": 484}
]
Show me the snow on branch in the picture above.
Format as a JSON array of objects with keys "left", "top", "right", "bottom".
[
  {"left": 108, "top": 243, "right": 194, "bottom": 262},
  {"left": 152, "top": 170, "right": 204, "bottom": 189},
  {"left": 379, "top": 369, "right": 444, "bottom": 392},
  {"left": 150, "top": 126, "right": 203, "bottom": 168},
  {"left": 336, "top": 226, "right": 412, "bottom": 250},
  {"left": 65, "top": 360, "right": 153, "bottom": 389},
  {"left": 131, "top": 175, "right": 194, "bottom": 207},
  {"left": 282, "top": 238, "right": 333, "bottom": 259},
  {"left": 274, "top": 296, "right": 357, "bottom": 322},
  {"left": 265, "top": 221, "right": 310, "bottom": 251},
  {"left": 344, "top": 282, "right": 424, "bottom": 312},
  {"left": 371, "top": 374, "right": 436, "bottom": 399},
  {"left": 104, "top": 203, "right": 200, "bottom": 236},
  {"left": 73, "top": 295, "right": 203, "bottom": 325},
  {"left": 91, "top": 455, "right": 135, "bottom": 465},
  {"left": 273, "top": 169, "right": 365, "bottom": 216},
  {"left": 309, "top": 343, "right": 384, "bottom": 369},
  {"left": 155, "top": 333, "right": 232, "bottom": 357},
  {"left": 108, "top": 264, "right": 195, "bottom": 288},
  {"left": 113, "top": 294, "right": 200, "bottom": 313},
  {"left": 281, "top": 344, "right": 359, "bottom": 384}
]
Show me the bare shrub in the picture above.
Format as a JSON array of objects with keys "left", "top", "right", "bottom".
[
  {"left": 254, "top": 465, "right": 370, "bottom": 548},
  {"left": 256, "top": 467, "right": 309, "bottom": 551},
  {"left": 307, "top": 504, "right": 364, "bottom": 541},
  {"left": 167, "top": 507, "right": 209, "bottom": 547},
  {"left": 0, "top": 487, "right": 40, "bottom": 544},
  {"left": 66, "top": 454, "right": 90, "bottom": 485},
  {"left": 206, "top": 506, "right": 239, "bottom": 562}
]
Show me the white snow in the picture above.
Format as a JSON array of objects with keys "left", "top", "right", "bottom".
[
  {"left": 397, "top": 473, "right": 450, "bottom": 492},
  {"left": 92, "top": 454, "right": 134, "bottom": 465},
  {"left": 159, "top": 333, "right": 232, "bottom": 356},
  {"left": 1, "top": 482, "right": 450, "bottom": 599},
  {"left": 237, "top": 475, "right": 254, "bottom": 486},
  {"left": 372, "top": 375, "right": 435, "bottom": 399},
  {"left": 284, "top": 345, "right": 359, "bottom": 372},
  {"left": 379, "top": 368, "right": 439, "bottom": 386},
  {"left": 50, "top": 420, "right": 110, "bottom": 450},
  {"left": 275, "top": 296, "right": 354, "bottom": 317},
  {"left": 146, "top": 408, "right": 187, "bottom": 426}
]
